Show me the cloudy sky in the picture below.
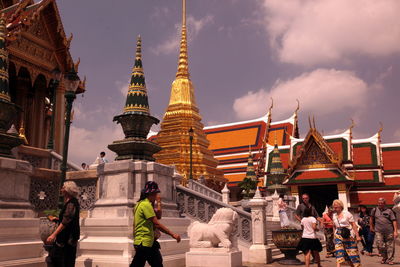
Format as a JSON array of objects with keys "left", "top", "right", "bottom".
[{"left": 56, "top": 0, "right": 400, "bottom": 165}]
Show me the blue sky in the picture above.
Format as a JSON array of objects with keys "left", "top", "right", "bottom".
[{"left": 56, "top": 0, "right": 400, "bottom": 165}]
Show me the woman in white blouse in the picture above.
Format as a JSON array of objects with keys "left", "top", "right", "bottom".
[{"left": 332, "top": 199, "right": 362, "bottom": 267}]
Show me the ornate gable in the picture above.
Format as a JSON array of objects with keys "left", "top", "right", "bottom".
[
  {"left": 285, "top": 126, "right": 352, "bottom": 185},
  {"left": 289, "top": 127, "right": 342, "bottom": 171}
]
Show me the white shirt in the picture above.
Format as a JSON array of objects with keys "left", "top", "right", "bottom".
[
  {"left": 301, "top": 216, "right": 317, "bottom": 239},
  {"left": 333, "top": 210, "right": 355, "bottom": 236}
]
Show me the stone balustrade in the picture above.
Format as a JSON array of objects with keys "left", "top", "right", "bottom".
[
  {"left": 187, "top": 179, "right": 223, "bottom": 201},
  {"left": 15, "top": 145, "right": 80, "bottom": 171},
  {"left": 176, "top": 184, "right": 252, "bottom": 244}
]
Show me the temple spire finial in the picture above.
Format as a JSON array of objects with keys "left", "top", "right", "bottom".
[
  {"left": 176, "top": 0, "right": 189, "bottom": 79},
  {"left": 122, "top": 35, "right": 150, "bottom": 115}
]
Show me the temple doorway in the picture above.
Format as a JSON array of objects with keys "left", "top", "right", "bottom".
[{"left": 299, "top": 185, "right": 338, "bottom": 216}]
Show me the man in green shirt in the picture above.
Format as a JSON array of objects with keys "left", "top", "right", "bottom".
[{"left": 130, "top": 181, "right": 181, "bottom": 267}]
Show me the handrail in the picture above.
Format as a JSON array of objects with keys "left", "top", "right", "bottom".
[{"left": 187, "top": 179, "right": 222, "bottom": 201}]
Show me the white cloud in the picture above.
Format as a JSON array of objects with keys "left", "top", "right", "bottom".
[
  {"left": 262, "top": 0, "right": 400, "bottom": 65},
  {"left": 395, "top": 129, "right": 400, "bottom": 139},
  {"left": 115, "top": 80, "right": 129, "bottom": 97},
  {"left": 69, "top": 124, "right": 124, "bottom": 165},
  {"left": 151, "top": 15, "right": 214, "bottom": 55},
  {"left": 233, "top": 69, "right": 371, "bottom": 120},
  {"left": 150, "top": 6, "right": 170, "bottom": 20}
]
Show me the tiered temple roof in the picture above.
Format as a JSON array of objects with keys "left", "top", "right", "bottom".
[{"left": 203, "top": 108, "right": 400, "bottom": 205}]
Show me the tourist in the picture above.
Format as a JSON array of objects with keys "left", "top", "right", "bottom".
[
  {"left": 99, "top": 151, "right": 108, "bottom": 163},
  {"left": 295, "top": 193, "right": 319, "bottom": 222},
  {"left": 322, "top": 206, "right": 335, "bottom": 258},
  {"left": 46, "top": 181, "right": 81, "bottom": 267},
  {"left": 358, "top": 205, "right": 374, "bottom": 256},
  {"left": 130, "top": 181, "right": 181, "bottom": 267},
  {"left": 297, "top": 207, "right": 322, "bottom": 267},
  {"left": 332, "top": 199, "right": 361, "bottom": 267},
  {"left": 370, "top": 198, "right": 398, "bottom": 265},
  {"left": 81, "top": 162, "right": 88, "bottom": 170},
  {"left": 278, "top": 193, "right": 290, "bottom": 228}
]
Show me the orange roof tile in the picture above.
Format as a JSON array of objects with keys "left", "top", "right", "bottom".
[{"left": 207, "top": 127, "right": 260, "bottom": 150}]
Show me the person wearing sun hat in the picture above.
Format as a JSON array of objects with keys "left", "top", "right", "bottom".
[{"left": 130, "top": 181, "right": 181, "bottom": 267}]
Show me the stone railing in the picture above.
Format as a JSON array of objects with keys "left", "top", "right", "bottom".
[
  {"left": 29, "top": 169, "right": 98, "bottom": 212},
  {"left": 176, "top": 184, "right": 252, "bottom": 244},
  {"left": 29, "top": 169, "right": 60, "bottom": 211},
  {"left": 16, "top": 145, "right": 80, "bottom": 171},
  {"left": 67, "top": 170, "right": 98, "bottom": 211},
  {"left": 187, "top": 179, "right": 222, "bottom": 201}
]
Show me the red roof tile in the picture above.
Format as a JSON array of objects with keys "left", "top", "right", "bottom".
[
  {"left": 383, "top": 150, "right": 400, "bottom": 171},
  {"left": 353, "top": 146, "right": 373, "bottom": 165}
]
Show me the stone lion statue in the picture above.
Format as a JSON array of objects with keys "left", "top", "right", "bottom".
[{"left": 187, "top": 207, "right": 239, "bottom": 249}]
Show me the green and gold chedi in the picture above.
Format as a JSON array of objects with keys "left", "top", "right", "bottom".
[
  {"left": 0, "top": 14, "right": 23, "bottom": 157},
  {"left": 108, "top": 36, "right": 161, "bottom": 161},
  {"left": 238, "top": 151, "right": 258, "bottom": 199},
  {"left": 266, "top": 140, "right": 288, "bottom": 194}
]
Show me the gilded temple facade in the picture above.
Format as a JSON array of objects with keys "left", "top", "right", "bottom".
[
  {"left": 1, "top": 0, "right": 84, "bottom": 154},
  {"left": 152, "top": 0, "right": 225, "bottom": 189}
]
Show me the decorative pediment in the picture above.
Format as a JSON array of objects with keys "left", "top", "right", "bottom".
[{"left": 289, "top": 127, "right": 342, "bottom": 172}]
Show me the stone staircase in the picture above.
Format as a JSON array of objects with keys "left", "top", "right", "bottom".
[{"left": 175, "top": 179, "right": 292, "bottom": 263}]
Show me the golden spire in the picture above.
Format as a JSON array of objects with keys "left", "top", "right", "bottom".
[{"left": 176, "top": 0, "right": 189, "bottom": 79}]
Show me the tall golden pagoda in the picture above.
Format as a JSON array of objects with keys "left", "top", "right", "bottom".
[{"left": 154, "top": 0, "right": 225, "bottom": 189}]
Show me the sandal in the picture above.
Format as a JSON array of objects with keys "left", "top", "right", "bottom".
[
  {"left": 388, "top": 262, "right": 394, "bottom": 265},
  {"left": 381, "top": 259, "right": 387, "bottom": 264}
]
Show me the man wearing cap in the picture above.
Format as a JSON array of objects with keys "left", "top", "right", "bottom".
[{"left": 130, "top": 181, "right": 181, "bottom": 267}]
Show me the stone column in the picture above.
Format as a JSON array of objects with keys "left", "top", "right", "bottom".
[
  {"left": 222, "top": 183, "right": 230, "bottom": 204},
  {"left": 0, "top": 157, "right": 44, "bottom": 266},
  {"left": 337, "top": 184, "right": 349, "bottom": 210},
  {"left": 248, "top": 188, "right": 272, "bottom": 264},
  {"left": 76, "top": 160, "right": 191, "bottom": 267}
]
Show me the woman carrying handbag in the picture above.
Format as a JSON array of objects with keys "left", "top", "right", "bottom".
[{"left": 332, "top": 199, "right": 362, "bottom": 267}]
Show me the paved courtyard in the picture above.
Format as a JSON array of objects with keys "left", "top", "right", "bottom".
[{"left": 244, "top": 242, "right": 400, "bottom": 267}]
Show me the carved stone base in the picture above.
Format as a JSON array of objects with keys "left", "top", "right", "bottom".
[
  {"left": 186, "top": 248, "right": 242, "bottom": 267},
  {"left": 0, "top": 157, "right": 44, "bottom": 267},
  {"left": 76, "top": 160, "right": 190, "bottom": 267},
  {"left": 108, "top": 137, "right": 161, "bottom": 161},
  {"left": 0, "top": 132, "right": 23, "bottom": 158}
]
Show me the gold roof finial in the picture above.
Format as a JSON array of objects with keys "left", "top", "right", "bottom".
[
  {"left": 295, "top": 99, "right": 300, "bottom": 114},
  {"left": 312, "top": 116, "right": 316, "bottom": 129},
  {"left": 349, "top": 118, "right": 355, "bottom": 131},
  {"left": 308, "top": 116, "right": 312, "bottom": 129},
  {"left": 269, "top": 97, "right": 274, "bottom": 112},
  {"left": 176, "top": 0, "right": 189, "bottom": 79},
  {"left": 378, "top": 122, "right": 383, "bottom": 139},
  {"left": 74, "top": 57, "right": 80, "bottom": 72}
]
